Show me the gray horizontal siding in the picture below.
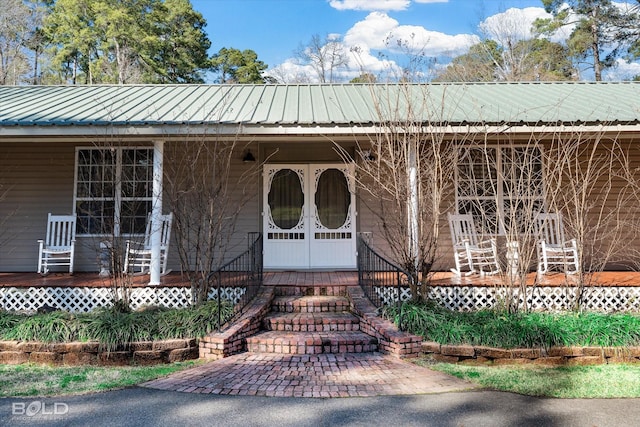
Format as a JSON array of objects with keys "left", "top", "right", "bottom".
[{"left": 0, "top": 141, "right": 75, "bottom": 271}]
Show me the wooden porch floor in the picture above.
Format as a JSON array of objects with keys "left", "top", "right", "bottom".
[
  {"left": 0, "top": 271, "right": 360, "bottom": 288},
  {"left": 0, "top": 272, "right": 189, "bottom": 288},
  {"left": 429, "top": 271, "right": 640, "bottom": 287},
  {"left": 262, "top": 271, "right": 359, "bottom": 287},
  {"left": 1, "top": 270, "right": 640, "bottom": 288}
]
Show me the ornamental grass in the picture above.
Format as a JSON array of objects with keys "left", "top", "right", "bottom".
[
  {"left": 0, "top": 300, "right": 233, "bottom": 351},
  {"left": 384, "top": 301, "right": 640, "bottom": 349}
]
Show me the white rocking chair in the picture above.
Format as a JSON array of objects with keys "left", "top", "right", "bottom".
[
  {"left": 124, "top": 213, "right": 173, "bottom": 276},
  {"left": 535, "top": 212, "right": 579, "bottom": 275},
  {"left": 37, "top": 213, "right": 77, "bottom": 275},
  {"left": 448, "top": 213, "right": 500, "bottom": 276}
]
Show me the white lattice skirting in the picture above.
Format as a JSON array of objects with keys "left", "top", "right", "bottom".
[
  {"left": 5, "top": 285, "right": 639, "bottom": 313},
  {"left": 375, "top": 286, "right": 640, "bottom": 312},
  {"left": 1, "top": 287, "right": 246, "bottom": 313}
]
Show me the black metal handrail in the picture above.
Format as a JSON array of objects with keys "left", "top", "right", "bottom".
[
  {"left": 207, "top": 232, "right": 263, "bottom": 331},
  {"left": 357, "top": 233, "right": 409, "bottom": 330}
]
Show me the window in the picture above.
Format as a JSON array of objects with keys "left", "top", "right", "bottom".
[
  {"left": 75, "top": 148, "right": 153, "bottom": 236},
  {"left": 456, "top": 146, "right": 544, "bottom": 235}
]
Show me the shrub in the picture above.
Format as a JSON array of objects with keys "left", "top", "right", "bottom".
[
  {"left": 157, "top": 300, "right": 234, "bottom": 338},
  {"left": 0, "top": 299, "right": 235, "bottom": 350},
  {"left": 79, "top": 308, "right": 160, "bottom": 351},
  {"left": 384, "top": 302, "right": 640, "bottom": 349},
  {"left": 9, "top": 311, "right": 78, "bottom": 343}
]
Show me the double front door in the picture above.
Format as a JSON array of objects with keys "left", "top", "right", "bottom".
[{"left": 263, "top": 164, "right": 356, "bottom": 269}]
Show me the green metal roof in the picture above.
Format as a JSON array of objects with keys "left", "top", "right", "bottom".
[{"left": 0, "top": 82, "right": 639, "bottom": 130}]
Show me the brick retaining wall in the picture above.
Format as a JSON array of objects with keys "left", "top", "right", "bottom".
[
  {"left": 0, "top": 339, "right": 198, "bottom": 366},
  {"left": 422, "top": 341, "right": 640, "bottom": 365}
]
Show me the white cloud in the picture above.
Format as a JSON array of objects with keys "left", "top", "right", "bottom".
[
  {"left": 604, "top": 59, "right": 640, "bottom": 81},
  {"left": 386, "top": 24, "right": 479, "bottom": 57},
  {"left": 414, "top": 0, "right": 448, "bottom": 3},
  {"left": 345, "top": 12, "right": 478, "bottom": 57},
  {"left": 348, "top": 44, "right": 402, "bottom": 75},
  {"left": 266, "top": 59, "right": 319, "bottom": 83},
  {"left": 265, "top": 48, "right": 399, "bottom": 83},
  {"left": 329, "top": 0, "right": 409, "bottom": 11},
  {"left": 343, "top": 12, "right": 398, "bottom": 50},
  {"left": 478, "top": 6, "right": 577, "bottom": 46},
  {"left": 478, "top": 7, "right": 551, "bottom": 44}
]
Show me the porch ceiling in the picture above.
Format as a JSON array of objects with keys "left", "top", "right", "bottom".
[{"left": 1, "top": 82, "right": 639, "bottom": 138}]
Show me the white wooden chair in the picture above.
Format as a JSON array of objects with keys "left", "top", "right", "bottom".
[
  {"left": 448, "top": 213, "right": 500, "bottom": 276},
  {"left": 535, "top": 212, "right": 579, "bottom": 274},
  {"left": 124, "top": 213, "right": 173, "bottom": 276},
  {"left": 37, "top": 213, "right": 77, "bottom": 275}
]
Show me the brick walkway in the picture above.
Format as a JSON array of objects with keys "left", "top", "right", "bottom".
[{"left": 141, "top": 352, "right": 477, "bottom": 398}]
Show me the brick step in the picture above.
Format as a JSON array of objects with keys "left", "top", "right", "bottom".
[
  {"left": 273, "top": 285, "right": 350, "bottom": 297},
  {"left": 246, "top": 331, "right": 378, "bottom": 355},
  {"left": 263, "top": 312, "right": 361, "bottom": 332},
  {"left": 271, "top": 295, "right": 351, "bottom": 313}
]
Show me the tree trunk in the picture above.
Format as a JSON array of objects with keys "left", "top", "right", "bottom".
[{"left": 591, "top": 6, "right": 602, "bottom": 81}]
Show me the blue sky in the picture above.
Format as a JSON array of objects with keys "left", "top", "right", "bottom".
[{"left": 191, "top": 0, "right": 640, "bottom": 82}]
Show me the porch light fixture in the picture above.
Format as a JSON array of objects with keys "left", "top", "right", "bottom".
[{"left": 242, "top": 150, "right": 256, "bottom": 162}]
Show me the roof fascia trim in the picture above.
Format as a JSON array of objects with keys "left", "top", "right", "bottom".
[{"left": 1, "top": 123, "right": 640, "bottom": 137}]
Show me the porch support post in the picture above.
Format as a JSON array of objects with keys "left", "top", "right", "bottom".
[
  {"left": 149, "top": 140, "right": 164, "bottom": 285},
  {"left": 408, "top": 138, "right": 420, "bottom": 277}
]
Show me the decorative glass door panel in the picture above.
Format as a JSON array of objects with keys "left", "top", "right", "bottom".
[
  {"left": 268, "top": 169, "right": 305, "bottom": 231},
  {"left": 309, "top": 165, "right": 356, "bottom": 268},
  {"left": 263, "top": 164, "right": 356, "bottom": 269},
  {"left": 263, "top": 166, "right": 308, "bottom": 268}
]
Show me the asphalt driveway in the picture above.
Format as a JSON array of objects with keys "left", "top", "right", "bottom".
[{"left": 2, "top": 387, "right": 640, "bottom": 427}]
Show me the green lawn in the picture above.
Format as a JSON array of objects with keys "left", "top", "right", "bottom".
[
  {"left": 414, "top": 357, "right": 640, "bottom": 398},
  {"left": 3, "top": 359, "right": 640, "bottom": 398},
  {"left": 0, "top": 361, "right": 202, "bottom": 397}
]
